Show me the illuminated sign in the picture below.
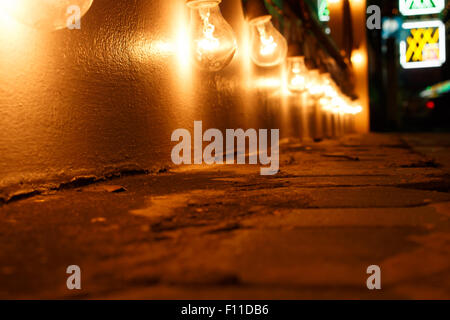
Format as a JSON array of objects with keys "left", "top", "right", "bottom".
[
  {"left": 400, "top": 20, "right": 446, "bottom": 69},
  {"left": 318, "top": 0, "right": 330, "bottom": 22},
  {"left": 399, "top": 0, "right": 445, "bottom": 16}
]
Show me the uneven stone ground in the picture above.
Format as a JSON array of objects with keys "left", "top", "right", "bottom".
[{"left": 1, "top": 133, "right": 450, "bottom": 299}]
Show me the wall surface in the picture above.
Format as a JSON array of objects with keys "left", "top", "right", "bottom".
[
  {"left": 328, "top": 0, "right": 369, "bottom": 133},
  {"left": 0, "top": 0, "right": 359, "bottom": 200}
]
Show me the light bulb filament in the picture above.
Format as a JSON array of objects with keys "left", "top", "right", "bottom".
[
  {"left": 258, "top": 25, "right": 277, "bottom": 56},
  {"left": 291, "top": 75, "right": 305, "bottom": 87},
  {"left": 292, "top": 62, "right": 301, "bottom": 74},
  {"left": 197, "top": 10, "right": 219, "bottom": 54}
]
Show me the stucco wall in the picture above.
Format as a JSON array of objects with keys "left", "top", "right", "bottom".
[{"left": 0, "top": 0, "right": 330, "bottom": 200}]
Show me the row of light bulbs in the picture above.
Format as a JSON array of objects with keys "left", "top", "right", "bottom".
[
  {"left": 287, "top": 57, "right": 363, "bottom": 115},
  {"left": 187, "top": 0, "right": 362, "bottom": 115},
  {"left": 0, "top": 0, "right": 362, "bottom": 115},
  {"left": 187, "top": 0, "right": 286, "bottom": 71}
]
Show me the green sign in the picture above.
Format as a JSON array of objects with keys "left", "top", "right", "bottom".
[
  {"left": 318, "top": 0, "right": 330, "bottom": 22},
  {"left": 399, "top": 0, "right": 445, "bottom": 16}
]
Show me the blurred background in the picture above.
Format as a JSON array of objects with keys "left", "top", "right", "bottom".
[{"left": 366, "top": 0, "right": 449, "bottom": 132}]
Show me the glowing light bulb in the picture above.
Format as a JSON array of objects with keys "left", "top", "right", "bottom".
[
  {"left": 248, "top": 15, "right": 287, "bottom": 67},
  {"left": 307, "top": 69, "right": 324, "bottom": 98},
  {"left": 287, "top": 56, "right": 307, "bottom": 93},
  {"left": 187, "top": 0, "right": 237, "bottom": 72},
  {"left": 319, "top": 97, "right": 332, "bottom": 111},
  {"left": 321, "top": 83, "right": 359, "bottom": 114},
  {"left": 321, "top": 73, "right": 337, "bottom": 98},
  {"left": 349, "top": 102, "right": 363, "bottom": 115},
  {"left": 330, "top": 96, "right": 344, "bottom": 114},
  {"left": 351, "top": 51, "right": 364, "bottom": 65},
  {"left": 327, "top": 95, "right": 362, "bottom": 115},
  {"left": 0, "top": 0, "right": 94, "bottom": 31}
]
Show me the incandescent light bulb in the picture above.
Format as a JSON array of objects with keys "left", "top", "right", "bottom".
[
  {"left": 0, "top": 0, "right": 94, "bottom": 31},
  {"left": 187, "top": 0, "right": 237, "bottom": 72},
  {"left": 248, "top": 15, "right": 287, "bottom": 67},
  {"left": 307, "top": 69, "right": 325, "bottom": 98},
  {"left": 286, "top": 56, "right": 307, "bottom": 93}
]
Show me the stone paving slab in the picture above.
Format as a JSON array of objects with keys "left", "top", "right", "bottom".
[{"left": 0, "top": 133, "right": 449, "bottom": 299}]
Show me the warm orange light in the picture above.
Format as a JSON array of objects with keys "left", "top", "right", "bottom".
[
  {"left": 307, "top": 69, "right": 325, "bottom": 98},
  {"left": 248, "top": 15, "right": 287, "bottom": 67},
  {"left": 197, "top": 11, "right": 220, "bottom": 52},
  {"left": 174, "top": 7, "right": 192, "bottom": 73},
  {"left": 320, "top": 83, "right": 363, "bottom": 115},
  {"left": 351, "top": 50, "right": 366, "bottom": 66},
  {"left": 132, "top": 0, "right": 193, "bottom": 81},
  {"left": 254, "top": 77, "right": 282, "bottom": 89},
  {"left": 259, "top": 28, "right": 277, "bottom": 56},
  {"left": 187, "top": 0, "right": 237, "bottom": 72},
  {"left": 286, "top": 56, "right": 307, "bottom": 93},
  {"left": 0, "top": 0, "right": 94, "bottom": 31},
  {"left": 349, "top": 0, "right": 364, "bottom": 6},
  {"left": 0, "top": 3, "right": 24, "bottom": 33}
]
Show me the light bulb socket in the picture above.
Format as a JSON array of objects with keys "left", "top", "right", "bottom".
[{"left": 244, "top": 0, "right": 270, "bottom": 22}]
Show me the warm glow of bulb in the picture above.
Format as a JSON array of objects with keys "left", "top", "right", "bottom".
[
  {"left": 175, "top": 35, "right": 191, "bottom": 70},
  {"left": 254, "top": 77, "right": 282, "bottom": 89},
  {"left": 291, "top": 74, "right": 305, "bottom": 87},
  {"left": 322, "top": 84, "right": 334, "bottom": 97},
  {"left": 321, "top": 89, "right": 362, "bottom": 115},
  {"left": 351, "top": 50, "right": 365, "bottom": 65},
  {"left": 196, "top": 10, "right": 220, "bottom": 54},
  {"left": 0, "top": 3, "right": 24, "bottom": 33},
  {"left": 187, "top": 0, "right": 237, "bottom": 72},
  {"left": 307, "top": 70, "right": 325, "bottom": 98},
  {"left": 249, "top": 15, "right": 287, "bottom": 67},
  {"left": 0, "top": 0, "right": 15, "bottom": 13},
  {"left": 311, "top": 85, "right": 323, "bottom": 95},
  {"left": 174, "top": 4, "right": 192, "bottom": 76},
  {"left": 319, "top": 97, "right": 331, "bottom": 111},
  {"left": 132, "top": 2, "right": 192, "bottom": 75},
  {"left": 258, "top": 26, "right": 277, "bottom": 56},
  {"left": 349, "top": 0, "right": 363, "bottom": 7},
  {"left": 0, "top": 0, "right": 94, "bottom": 31},
  {"left": 352, "top": 105, "right": 363, "bottom": 114},
  {"left": 286, "top": 57, "right": 307, "bottom": 93}
]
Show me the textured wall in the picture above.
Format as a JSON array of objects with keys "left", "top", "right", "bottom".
[{"left": 0, "top": 0, "right": 316, "bottom": 199}]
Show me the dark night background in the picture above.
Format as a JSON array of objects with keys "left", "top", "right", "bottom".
[{"left": 367, "top": 0, "right": 450, "bottom": 132}]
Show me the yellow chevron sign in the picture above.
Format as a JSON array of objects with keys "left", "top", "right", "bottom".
[{"left": 400, "top": 20, "right": 446, "bottom": 69}]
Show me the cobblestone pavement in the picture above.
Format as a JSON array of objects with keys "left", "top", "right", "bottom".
[{"left": 1, "top": 133, "right": 450, "bottom": 299}]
